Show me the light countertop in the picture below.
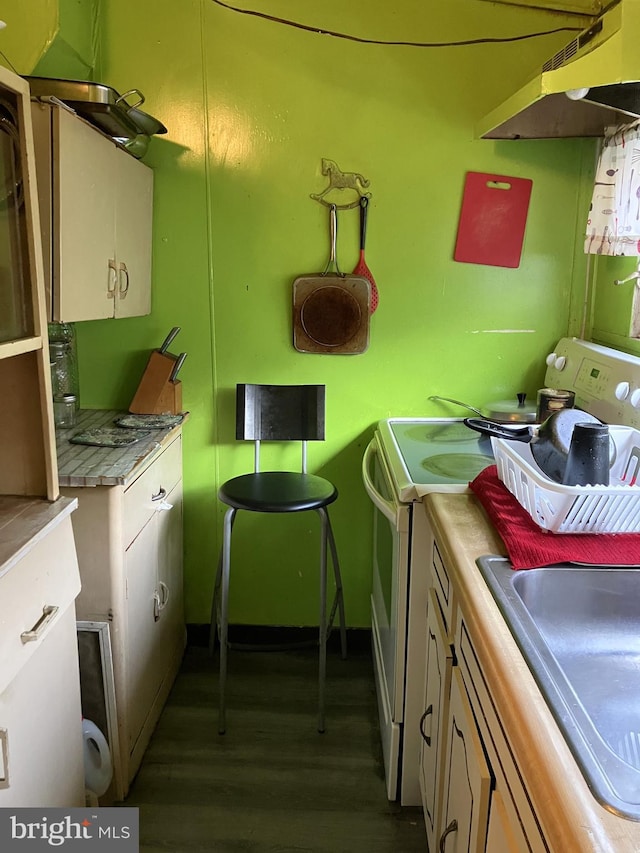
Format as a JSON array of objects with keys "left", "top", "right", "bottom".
[{"left": 0, "top": 494, "right": 77, "bottom": 580}]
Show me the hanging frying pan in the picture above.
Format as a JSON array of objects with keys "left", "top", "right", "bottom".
[{"left": 293, "top": 204, "right": 371, "bottom": 354}]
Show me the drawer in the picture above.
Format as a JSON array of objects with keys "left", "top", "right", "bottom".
[
  {"left": 432, "top": 540, "right": 455, "bottom": 638},
  {"left": 0, "top": 516, "right": 80, "bottom": 695},
  {"left": 123, "top": 434, "right": 182, "bottom": 547}
]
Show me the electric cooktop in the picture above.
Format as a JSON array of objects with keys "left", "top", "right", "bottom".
[{"left": 377, "top": 418, "right": 495, "bottom": 501}]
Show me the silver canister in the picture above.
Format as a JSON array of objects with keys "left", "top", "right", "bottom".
[{"left": 536, "top": 388, "right": 575, "bottom": 423}]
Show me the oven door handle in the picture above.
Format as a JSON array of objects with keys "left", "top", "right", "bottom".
[{"left": 362, "top": 439, "right": 397, "bottom": 524}]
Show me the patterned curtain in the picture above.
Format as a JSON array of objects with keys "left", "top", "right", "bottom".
[{"left": 586, "top": 120, "right": 640, "bottom": 256}]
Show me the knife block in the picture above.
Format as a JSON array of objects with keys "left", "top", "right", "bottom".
[{"left": 129, "top": 351, "right": 182, "bottom": 415}]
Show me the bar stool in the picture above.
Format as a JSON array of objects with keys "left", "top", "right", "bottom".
[{"left": 210, "top": 384, "right": 347, "bottom": 734}]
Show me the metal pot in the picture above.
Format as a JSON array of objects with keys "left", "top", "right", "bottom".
[
  {"left": 464, "top": 409, "right": 610, "bottom": 483},
  {"left": 115, "top": 134, "right": 150, "bottom": 159},
  {"left": 429, "top": 394, "right": 536, "bottom": 423}
]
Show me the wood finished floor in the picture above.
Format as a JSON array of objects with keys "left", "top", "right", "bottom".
[{"left": 122, "top": 640, "right": 426, "bottom": 852}]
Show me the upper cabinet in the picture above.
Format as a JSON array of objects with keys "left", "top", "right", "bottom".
[
  {"left": 30, "top": 101, "right": 153, "bottom": 322},
  {"left": 0, "top": 66, "right": 58, "bottom": 500}
]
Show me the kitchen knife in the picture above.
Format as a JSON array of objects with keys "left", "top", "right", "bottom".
[
  {"left": 170, "top": 352, "right": 187, "bottom": 383},
  {"left": 160, "top": 327, "right": 180, "bottom": 353}
]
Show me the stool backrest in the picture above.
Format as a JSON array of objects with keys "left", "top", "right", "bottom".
[{"left": 236, "top": 384, "right": 326, "bottom": 473}]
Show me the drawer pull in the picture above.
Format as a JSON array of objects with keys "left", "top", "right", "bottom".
[
  {"left": 152, "top": 487, "right": 173, "bottom": 512},
  {"left": 438, "top": 819, "right": 458, "bottom": 852},
  {"left": 107, "top": 258, "right": 117, "bottom": 298},
  {"left": 118, "top": 261, "right": 130, "bottom": 298},
  {"left": 20, "top": 605, "right": 59, "bottom": 644},
  {"left": 153, "top": 582, "right": 170, "bottom": 621},
  {"left": 419, "top": 705, "right": 433, "bottom": 746},
  {"left": 0, "top": 728, "right": 8, "bottom": 789}
]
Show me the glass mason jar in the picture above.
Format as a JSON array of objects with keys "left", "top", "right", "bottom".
[{"left": 48, "top": 322, "right": 79, "bottom": 408}]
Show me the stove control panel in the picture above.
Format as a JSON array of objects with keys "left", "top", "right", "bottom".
[{"left": 545, "top": 338, "right": 640, "bottom": 427}]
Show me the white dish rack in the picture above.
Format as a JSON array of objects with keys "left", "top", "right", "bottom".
[{"left": 492, "top": 426, "right": 640, "bottom": 534}]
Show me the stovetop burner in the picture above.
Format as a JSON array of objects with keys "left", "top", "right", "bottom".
[
  {"left": 420, "top": 451, "right": 493, "bottom": 480},
  {"left": 382, "top": 418, "right": 495, "bottom": 498},
  {"left": 403, "top": 422, "right": 479, "bottom": 443}
]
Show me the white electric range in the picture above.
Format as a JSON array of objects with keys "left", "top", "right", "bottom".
[{"left": 362, "top": 336, "right": 640, "bottom": 806}]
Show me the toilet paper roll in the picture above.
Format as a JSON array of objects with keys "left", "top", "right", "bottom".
[{"left": 82, "top": 717, "right": 113, "bottom": 797}]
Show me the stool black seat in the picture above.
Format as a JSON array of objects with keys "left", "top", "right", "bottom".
[
  {"left": 219, "top": 471, "right": 337, "bottom": 512},
  {"left": 210, "top": 384, "right": 347, "bottom": 735}
]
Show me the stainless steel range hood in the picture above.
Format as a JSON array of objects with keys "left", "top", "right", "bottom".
[{"left": 478, "top": 0, "right": 640, "bottom": 139}]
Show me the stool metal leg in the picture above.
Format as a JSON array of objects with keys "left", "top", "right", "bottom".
[
  {"left": 218, "top": 506, "right": 236, "bottom": 735},
  {"left": 209, "top": 510, "right": 237, "bottom": 656},
  {"left": 208, "top": 551, "right": 223, "bottom": 656},
  {"left": 326, "top": 513, "right": 347, "bottom": 660},
  {"left": 317, "top": 508, "right": 329, "bottom": 734}
]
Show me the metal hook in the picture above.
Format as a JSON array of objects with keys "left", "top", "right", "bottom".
[{"left": 614, "top": 270, "right": 640, "bottom": 286}]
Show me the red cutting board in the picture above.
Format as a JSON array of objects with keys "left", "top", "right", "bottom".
[{"left": 454, "top": 172, "right": 533, "bottom": 268}]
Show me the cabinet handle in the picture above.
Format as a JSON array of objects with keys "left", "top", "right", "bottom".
[
  {"left": 419, "top": 705, "right": 433, "bottom": 746},
  {"left": 438, "top": 819, "right": 458, "bottom": 853},
  {"left": 20, "top": 605, "right": 59, "bottom": 644},
  {"left": 0, "top": 728, "right": 8, "bottom": 789},
  {"left": 153, "top": 582, "right": 170, "bottom": 621},
  {"left": 152, "top": 487, "right": 173, "bottom": 512},
  {"left": 107, "top": 259, "right": 117, "bottom": 298},
  {"left": 118, "top": 262, "right": 130, "bottom": 298}
]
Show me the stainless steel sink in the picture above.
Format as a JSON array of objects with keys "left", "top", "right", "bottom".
[{"left": 476, "top": 557, "right": 640, "bottom": 820}]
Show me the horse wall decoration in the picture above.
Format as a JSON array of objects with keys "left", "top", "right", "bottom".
[{"left": 310, "top": 158, "right": 372, "bottom": 209}]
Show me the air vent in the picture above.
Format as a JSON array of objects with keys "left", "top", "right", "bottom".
[
  {"left": 543, "top": 39, "right": 578, "bottom": 72},
  {"left": 541, "top": 20, "right": 603, "bottom": 74}
]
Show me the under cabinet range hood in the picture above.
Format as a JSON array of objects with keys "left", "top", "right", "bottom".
[{"left": 478, "top": 0, "right": 640, "bottom": 139}]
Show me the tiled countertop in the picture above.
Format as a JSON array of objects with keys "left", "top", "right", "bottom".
[{"left": 56, "top": 409, "right": 184, "bottom": 487}]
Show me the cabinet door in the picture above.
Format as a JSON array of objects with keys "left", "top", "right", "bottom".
[
  {"left": 486, "top": 789, "right": 532, "bottom": 853},
  {"left": 0, "top": 606, "right": 84, "bottom": 806},
  {"left": 155, "top": 477, "right": 184, "bottom": 662},
  {"left": 125, "top": 473, "right": 184, "bottom": 765},
  {"left": 420, "top": 588, "right": 453, "bottom": 852},
  {"left": 125, "top": 512, "right": 159, "bottom": 757},
  {"left": 438, "top": 668, "right": 492, "bottom": 853},
  {"left": 54, "top": 106, "right": 116, "bottom": 321},
  {"left": 113, "top": 148, "right": 152, "bottom": 318}
]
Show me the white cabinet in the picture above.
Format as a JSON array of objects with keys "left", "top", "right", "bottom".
[
  {"left": 0, "top": 500, "right": 84, "bottom": 807},
  {"left": 62, "top": 432, "right": 185, "bottom": 799},
  {"left": 438, "top": 668, "right": 491, "bottom": 853},
  {"left": 125, "top": 470, "right": 184, "bottom": 766},
  {"left": 419, "top": 588, "right": 452, "bottom": 853},
  {"left": 30, "top": 102, "right": 153, "bottom": 323},
  {"left": 422, "top": 523, "right": 547, "bottom": 852}
]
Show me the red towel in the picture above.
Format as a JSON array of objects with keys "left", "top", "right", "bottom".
[{"left": 469, "top": 465, "right": 640, "bottom": 570}]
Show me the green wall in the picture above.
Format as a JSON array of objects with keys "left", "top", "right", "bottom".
[{"left": 3, "top": 0, "right": 598, "bottom": 626}]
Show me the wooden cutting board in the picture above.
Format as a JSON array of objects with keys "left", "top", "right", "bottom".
[{"left": 454, "top": 172, "right": 533, "bottom": 268}]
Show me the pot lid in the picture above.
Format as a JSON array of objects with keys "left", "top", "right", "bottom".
[{"left": 486, "top": 396, "right": 536, "bottom": 423}]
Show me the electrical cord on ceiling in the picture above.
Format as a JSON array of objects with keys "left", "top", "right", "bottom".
[{"left": 209, "top": 0, "right": 585, "bottom": 47}]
